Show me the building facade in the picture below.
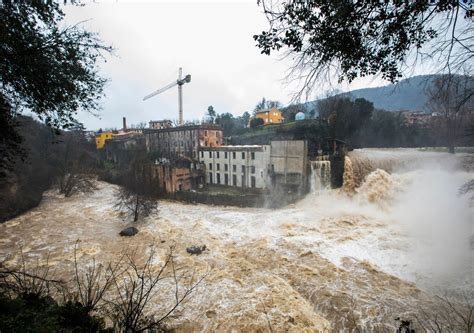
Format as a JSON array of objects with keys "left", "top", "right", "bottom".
[
  {"left": 150, "top": 163, "right": 204, "bottom": 193},
  {"left": 199, "top": 145, "right": 271, "bottom": 189},
  {"left": 255, "top": 107, "right": 284, "bottom": 125},
  {"left": 269, "top": 140, "right": 308, "bottom": 192},
  {"left": 143, "top": 124, "right": 223, "bottom": 159},
  {"left": 149, "top": 120, "right": 173, "bottom": 130}
]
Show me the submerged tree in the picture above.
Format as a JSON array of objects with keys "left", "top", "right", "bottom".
[
  {"left": 115, "top": 155, "right": 158, "bottom": 222},
  {"left": 57, "top": 127, "right": 97, "bottom": 197},
  {"left": 0, "top": 1, "right": 112, "bottom": 173},
  {"left": 254, "top": 1, "right": 473, "bottom": 98}
]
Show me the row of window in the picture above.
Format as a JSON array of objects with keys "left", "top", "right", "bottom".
[
  {"left": 209, "top": 173, "right": 257, "bottom": 187},
  {"left": 200, "top": 151, "right": 256, "bottom": 160},
  {"left": 208, "top": 163, "right": 256, "bottom": 173}
]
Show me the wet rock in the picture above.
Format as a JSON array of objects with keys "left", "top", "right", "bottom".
[
  {"left": 119, "top": 227, "right": 139, "bottom": 237},
  {"left": 186, "top": 245, "right": 206, "bottom": 255}
]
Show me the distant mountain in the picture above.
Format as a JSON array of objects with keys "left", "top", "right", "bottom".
[
  {"left": 340, "top": 75, "right": 438, "bottom": 112},
  {"left": 302, "top": 75, "right": 440, "bottom": 113}
]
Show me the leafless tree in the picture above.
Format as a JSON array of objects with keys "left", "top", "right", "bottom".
[
  {"left": 70, "top": 241, "right": 124, "bottom": 313},
  {"left": 414, "top": 292, "right": 474, "bottom": 332},
  {"left": 115, "top": 187, "right": 157, "bottom": 223},
  {"left": 57, "top": 129, "right": 97, "bottom": 197},
  {"left": 105, "top": 245, "right": 205, "bottom": 332},
  {"left": 115, "top": 154, "right": 158, "bottom": 222},
  {"left": 0, "top": 249, "right": 63, "bottom": 300},
  {"left": 427, "top": 74, "right": 474, "bottom": 153},
  {"left": 255, "top": 1, "right": 474, "bottom": 101}
]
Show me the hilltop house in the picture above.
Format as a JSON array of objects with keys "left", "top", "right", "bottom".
[{"left": 255, "top": 107, "right": 284, "bottom": 125}]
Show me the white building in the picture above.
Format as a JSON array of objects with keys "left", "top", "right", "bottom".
[{"left": 199, "top": 145, "right": 270, "bottom": 189}]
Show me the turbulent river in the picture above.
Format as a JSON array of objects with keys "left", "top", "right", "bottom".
[{"left": 0, "top": 149, "right": 473, "bottom": 332}]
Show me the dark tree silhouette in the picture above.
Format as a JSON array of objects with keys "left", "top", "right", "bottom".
[
  {"left": 254, "top": 1, "right": 473, "bottom": 98},
  {"left": 1, "top": 1, "right": 112, "bottom": 173}
]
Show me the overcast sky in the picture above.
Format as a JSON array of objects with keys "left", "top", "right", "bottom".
[{"left": 63, "top": 1, "right": 390, "bottom": 130}]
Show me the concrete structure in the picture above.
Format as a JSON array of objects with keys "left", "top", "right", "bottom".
[
  {"left": 95, "top": 131, "right": 114, "bottom": 149},
  {"left": 255, "top": 107, "right": 284, "bottom": 125},
  {"left": 199, "top": 145, "right": 271, "bottom": 189},
  {"left": 269, "top": 140, "right": 308, "bottom": 192},
  {"left": 143, "top": 124, "right": 223, "bottom": 159},
  {"left": 149, "top": 120, "right": 173, "bottom": 130}
]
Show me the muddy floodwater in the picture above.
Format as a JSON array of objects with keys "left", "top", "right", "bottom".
[{"left": 1, "top": 149, "right": 473, "bottom": 331}]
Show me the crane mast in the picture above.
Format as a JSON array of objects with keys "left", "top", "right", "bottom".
[{"left": 143, "top": 67, "right": 191, "bottom": 125}]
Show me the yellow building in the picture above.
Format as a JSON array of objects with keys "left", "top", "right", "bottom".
[
  {"left": 255, "top": 107, "right": 284, "bottom": 125},
  {"left": 95, "top": 132, "right": 114, "bottom": 149}
]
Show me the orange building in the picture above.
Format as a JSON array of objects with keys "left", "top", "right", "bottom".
[{"left": 255, "top": 107, "right": 284, "bottom": 125}]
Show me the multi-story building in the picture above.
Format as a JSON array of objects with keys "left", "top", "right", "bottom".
[
  {"left": 199, "top": 145, "right": 271, "bottom": 189},
  {"left": 149, "top": 120, "right": 173, "bottom": 130},
  {"left": 255, "top": 107, "right": 284, "bottom": 125},
  {"left": 143, "top": 124, "right": 223, "bottom": 159}
]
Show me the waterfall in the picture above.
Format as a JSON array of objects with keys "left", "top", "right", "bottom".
[{"left": 310, "top": 156, "right": 331, "bottom": 193}]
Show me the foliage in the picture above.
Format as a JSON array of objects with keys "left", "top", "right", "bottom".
[
  {"left": 0, "top": 116, "right": 59, "bottom": 222},
  {"left": 1, "top": 1, "right": 112, "bottom": 130},
  {"left": 215, "top": 112, "right": 236, "bottom": 135},
  {"left": 254, "top": 1, "right": 473, "bottom": 98},
  {"left": 206, "top": 105, "right": 217, "bottom": 124},
  {"left": 254, "top": 97, "right": 282, "bottom": 113},
  {"left": 318, "top": 96, "right": 374, "bottom": 140},
  {"left": 0, "top": 1, "right": 111, "bottom": 176},
  {"left": 250, "top": 117, "right": 265, "bottom": 128}
]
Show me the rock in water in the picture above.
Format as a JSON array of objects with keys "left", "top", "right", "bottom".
[
  {"left": 119, "top": 227, "right": 139, "bottom": 237},
  {"left": 186, "top": 245, "right": 206, "bottom": 255}
]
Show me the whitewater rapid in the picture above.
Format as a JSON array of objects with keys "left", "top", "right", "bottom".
[{"left": 0, "top": 149, "right": 472, "bottom": 331}]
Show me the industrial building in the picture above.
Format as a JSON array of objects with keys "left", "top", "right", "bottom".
[
  {"left": 143, "top": 124, "right": 223, "bottom": 159},
  {"left": 199, "top": 145, "right": 271, "bottom": 189},
  {"left": 199, "top": 140, "right": 307, "bottom": 192}
]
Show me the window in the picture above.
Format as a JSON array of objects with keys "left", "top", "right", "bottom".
[
  {"left": 217, "top": 173, "right": 221, "bottom": 184},
  {"left": 224, "top": 152, "right": 228, "bottom": 158},
  {"left": 250, "top": 166, "right": 255, "bottom": 174},
  {"left": 209, "top": 173, "right": 213, "bottom": 184},
  {"left": 241, "top": 165, "right": 245, "bottom": 173},
  {"left": 251, "top": 152, "right": 255, "bottom": 160},
  {"left": 251, "top": 176, "right": 256, "bottom": 188},
  {"left": 217, "top": 163, "right": 220, "bottom": 171},
  {"left": 209, "top": 151, "right": 212, "bottom": 158},
  {"left": 232, "top": 165, "right": 236, "bottom": 172},
  {"left": 232, "top": 152, "right": 236, "bottom": 159},
  {"left": 209, "top": 163, "right": 212, "bottom": 170},
  {"left": 224, "top": 164, "right": 228, "bottom": 171},
  {"left": 242, "top": 152, "right": 245, "bottom": 159},
  {"left": 217, "top": 152, "right": 220, "bottom": 158},
  {"left": 232, "top": 175, "right": 237, "bottom": 186},
  {"left": 225, "top": 174, "right": 228, "bottom": 185}
]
